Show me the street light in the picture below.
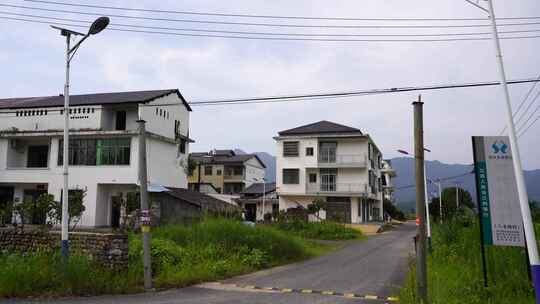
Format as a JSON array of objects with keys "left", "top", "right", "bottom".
[
  {"left": 51, "top": 16, "right": 109, "bottom": 260},
  {"left": 398, "top": 148, "right": 432, "bottom": 249},
  {"left": 428, "top": 178, "right": 443, "bottom": 224}
]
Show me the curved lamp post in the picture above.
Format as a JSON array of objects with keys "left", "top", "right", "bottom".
[{"left": 51, "top": 17, "right": 109, "bottom": 260}]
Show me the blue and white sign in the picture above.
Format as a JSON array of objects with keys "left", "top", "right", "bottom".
[{"left": 472, "top": 136, "right": 525, "bottom": 247}]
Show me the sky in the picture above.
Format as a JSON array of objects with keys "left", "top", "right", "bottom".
[{"left": 0, "top": 0, "right": 539, "bottom": 169}]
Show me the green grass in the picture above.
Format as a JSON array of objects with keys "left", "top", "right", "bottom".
[
  {"left": 273, "top": 220, "right": 364, "bottom": 240},
  {"left": 399, "top": 219, "right": 535, "bottom": 304},
  {"left": 0, "top": 218, "right": 336, "bottom": 298}
]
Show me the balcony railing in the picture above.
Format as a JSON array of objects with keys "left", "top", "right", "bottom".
[
  {"left": 306, "top": 182, "right": 368, "bottom": 194},
  {"left": 318, "top": 153, "right": 366, "bottom": 167},
  {"left": 224, "top": 174, "right": 244, "bottom": 180}
]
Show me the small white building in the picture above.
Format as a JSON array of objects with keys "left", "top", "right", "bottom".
[
  {"left": 381, "top": 159, "right": 397, "bottom": 203},
  {"left": 274, "top": 121, "right": 385, "bottom": 223},
  {"left": 0, "top": 89, "right": 193, "bottom": 228}
]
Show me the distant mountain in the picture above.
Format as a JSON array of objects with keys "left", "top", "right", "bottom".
[
  {"left": 391, "top": 157, "right": 540, "bottom": 212},
  {"left": 234, "top": 149, "right": 276, "bottom": 182}
]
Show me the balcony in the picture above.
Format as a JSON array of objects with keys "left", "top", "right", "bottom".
[
  {"left": 317, "top": 152, "right": 367, "bottom": 168},
  {"left": 306, "top": 182, "right": 368, "bottom": 195},
  {"left": 223, "top": 174, "right": 244, "bottom": 181}
]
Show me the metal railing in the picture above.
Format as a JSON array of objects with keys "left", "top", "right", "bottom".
[
  {"left": 223, "top": 174, "right": 244, "bottom": 180},
  {"left": 318, "top": 152, "right": 366, "bottom": 166},
  {"left": 306, "top": 182, "right": 368, "bottom": 194}
]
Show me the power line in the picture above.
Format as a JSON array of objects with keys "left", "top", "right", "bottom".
[
  {"left": 396, "top": 170, "right": 473, "bottom": 190},
  {"left": 22, "top": 0, "right": 540, "bottom": 22},
  {"left": 185, "top": 78, "right": 540, "bottom": 106},
  {"left": 518, "top": 115, "right": 540, "bottom": 138},
  {"left": 4, "top": 3, "right": 540, "bottom": 29},
  {"left": 499, "top": 71, "right": 540, "bottom": 135},
  {"left": 516, "top": 98, "right": 540, "bottom": 134},
  {"left": 6, "top": 15, "right": 540, "bottom": 42},
  {"left": 515, "top": 88, "right": 540, "bottom": 130},
  {"left": 5, "top": 11, "right": 540, "bottom": 38}
]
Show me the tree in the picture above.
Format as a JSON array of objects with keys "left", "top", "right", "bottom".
[
  {"left": 429, "top": 187, "right": 474, "bottom": 222},
  {"left": 384, "top": 199, "right": 406, "bottom": 221},
  {"left": 48, "top": 189, "right": 86, "bottom": 230}
]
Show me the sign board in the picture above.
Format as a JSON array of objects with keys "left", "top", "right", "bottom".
[{"left": 472, "top": 136, "right": 524, "bottom": 247}]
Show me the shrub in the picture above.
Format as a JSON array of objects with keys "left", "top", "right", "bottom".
[{"left": 275, "top": 220, "right": 362, "bottom": 240}]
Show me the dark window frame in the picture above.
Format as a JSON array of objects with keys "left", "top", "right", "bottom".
[
  {"left": 204, "top": 165, "right": 213, "bottom": 176},
  {"left": 308, "top": 173, "right": 317, "bottom": 183},
  {"left": 306, "top": 147, "right": 314, "bottom": 156},
  {"left": 283, "top": 141, "right": 299, "bottom": 157},
  {"left": 283, "top": 168, "right": 300, "bottom": 184}
]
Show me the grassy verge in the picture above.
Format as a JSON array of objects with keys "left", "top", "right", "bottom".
[
  {"left": 400, "top": 220, "right": 535, "bottom": 304},
  {"left": 0, "top": 218, "right": 337, "bottom": 297},
  {"left": 272, "top": 220, "right": 365, "bottom": 240}
]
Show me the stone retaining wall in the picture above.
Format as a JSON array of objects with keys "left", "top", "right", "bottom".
[{"left": 0, "top": 229, "right": 128, "bottom": 269}]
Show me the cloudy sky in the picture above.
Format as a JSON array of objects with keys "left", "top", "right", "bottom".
[{"left": 1, "top": 0, "right": 539, "bottom": 169}]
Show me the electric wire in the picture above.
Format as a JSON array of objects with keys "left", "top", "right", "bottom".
[
  {"left": 516, "top": 98, "right": 540, "bottom": 135},
  {"left": 498, "top": 71, "right": 540, "bottom": 135},
  {"left": 515, "top": 89, "right": 540, "bottom": 130},
  {"left": 4, "top": 11, "right": 540, "bottom": 38},
  {"left": 6, "top": 15, "right": 540, "bottom": 42},
  {"left": 4, "top": 4, "right": 540, "bottom": 29},
  {"left": 22, "top": 0, "right": 540, "bottom": 22},
  {"left": 518, "top": 116, "right": 540, "bottom": 138}
]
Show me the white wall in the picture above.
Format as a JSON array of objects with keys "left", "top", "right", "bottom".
[
  {"left": 139, "top": 93, "right": 190, "bottom": 140},
  {"left": 243, "top": 157, "right": 265, "bottom": 186},
  {"left": 0, "top": 106, "right": 102, "bottom": 132},
  {"left": 145, "top": 136, "right": 188, "bottom": 188}
]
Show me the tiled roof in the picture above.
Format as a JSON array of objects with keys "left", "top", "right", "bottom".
[
  {"left": 165, "top": 187, "right": 239, "bottom": 212},
  {"left": 278, "top": 120, "right": 362, "bottom": 136},
  {"left": 190, "top": 153, "right": 266, "bottom": 168},
  {"left": 0, "top": 89, "right": 192, "bottom": 111},
  {"left": 242, "top": 182, "right": 276, "bottom": 195}
]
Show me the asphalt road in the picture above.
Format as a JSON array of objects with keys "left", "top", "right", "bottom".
[{"left": 5, "top": 222, "right": 416, "bottom": 304}]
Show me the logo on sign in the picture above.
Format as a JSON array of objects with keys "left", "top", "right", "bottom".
[{"left": 491, "top": 141, "right": 508, "bottom": 154}]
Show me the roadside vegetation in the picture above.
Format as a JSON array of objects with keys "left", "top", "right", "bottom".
[
  {"left": 399, "top": 188, "right": 539, "bottom": 304},
  {"left": 273, "top": 220, "right": 363, "bottom": 240},
  {"left": 0, "top": 218, "right": 336, "bottom": 298}
]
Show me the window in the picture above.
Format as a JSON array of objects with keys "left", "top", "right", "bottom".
[
  {"left": 216, "top": 169, "right": 222, "bottom": 176},
  {"left": 283, "top": 169, "right": 300, "bottom": 184},
  {"left": 306, "top": 147, "right": 314, "bottom": 156},
  {"left": 27, "top": 145, "right": 49, "bottom": 168},
  {"left": 308, "top": 173, "right": 317, "bottom": 183},
  {"left": 204, "top": 165, "right": 213, "bottom": 176},
  {"left": 283, "top": 141, "right": 299, "bottom": 157},
  {"left": 58, "top": 138, "right": 130, "bottom": 166},
  {"left": 115, "top": 111, "right": 126, "bottom": 131},
  {"left": 233, "top": 166, "right": 243, "bottom": 176},
  {"left": 179, "top": 139, "right": 186, "bottom": 154}
]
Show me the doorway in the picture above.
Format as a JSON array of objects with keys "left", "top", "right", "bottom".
[
  {"left": 115, "top": 111, "right": 127, "bottom": 131},
  {"left": 0, "top": 187, "right": 14, "bottom": 225},
  {"left": 244, "top": 203, "right": 257, "bottom": 222},
  {"left": 111, "top": 195, "right": 122, "bottom": 228}
]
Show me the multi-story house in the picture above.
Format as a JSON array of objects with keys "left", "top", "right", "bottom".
[
  {"left": 274, "top": 121, "right": 385, "bottom": 223},
  {"left": 0, "top": 89, "right": 193, "bottom": 228},
  {"left": 188, "top": 150, "right": 265, "bottom": 195},
  {"left": 381, "top": 159, "right": 397, "bottom": 203}
]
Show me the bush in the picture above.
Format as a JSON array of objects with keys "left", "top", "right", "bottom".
[
  {"left": 0, "top": 252, "right": 139, "bottom": 297},
  {"left": 400, "top": 219, "right": 534, "bottom": 304},
  {"left": 275, "top": 219, "right": 362, "bottom": 240}
]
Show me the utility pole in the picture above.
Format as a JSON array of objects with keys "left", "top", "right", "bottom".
[
  {"left": 455, "top": 184, "right": 459, "bottom": 210},
  {"left": 413, "top": 96, "right": 428, "bottom": 303},
  {"left": 262, "top": 178, "right": 266, "bottom": 219},
  {"left": 423, "top": 162, "right": 432, "bottom": 250},
  {"left": 464, "top": 0, "right": 540, "bottom": 299},
  {"left": 137, "top": 120, "right": 152, "bottom": 290},
  {"left": 61, "top": 30, "right": 71, "bottom": 261}
]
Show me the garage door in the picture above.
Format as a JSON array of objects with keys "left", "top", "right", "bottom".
[{"left": 326, "top": 197, "right": 351, "bottom": 223}]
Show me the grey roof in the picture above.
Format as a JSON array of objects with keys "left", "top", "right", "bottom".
[
  {"left": 278, "top": 120, "right": 362, "bottom": 136},
  {"left": 0, "top": 89, "right": 192, "bottom": 111},
  {"left": 190, "top": 152, "right": 266, "bottom": 168},
  {"left": 213, "top": 149, "right": 235, "bottom": 156},
  {"left": 165, "top": 187, "right": 239, "bottom": 212},
  {"left": 242, "top": 182, "right": 276, "bottom": 195}
]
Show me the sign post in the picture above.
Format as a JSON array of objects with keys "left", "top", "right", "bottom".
[{"left": 472, "top": 136, "right": 526, "bottom": 286}]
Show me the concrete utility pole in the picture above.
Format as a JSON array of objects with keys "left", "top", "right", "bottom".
[
  {"left": 137, "top": 120, "right": 152, "bottom": 290},
  {"left": 438, "top": 181, "right": 443, "bottom": 224},
  {"left": 455, "top": 184, "right": 459, "bottom": 210},
  {"left": 413, "top": 96, "right": 428, "bottom": 303},
  {"left": 197, "top": 161, "right": 202, "bottom": 192}
]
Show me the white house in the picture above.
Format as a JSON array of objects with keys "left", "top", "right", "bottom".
[
  {"left": 381, "top": 159, "right": 397, "bottom": 203},
  {"left": 0, "top": 89, "right": 193, "bottom": 228},
  {"left": 274, "top": 121, "right": 385, "bottom": 223}
]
